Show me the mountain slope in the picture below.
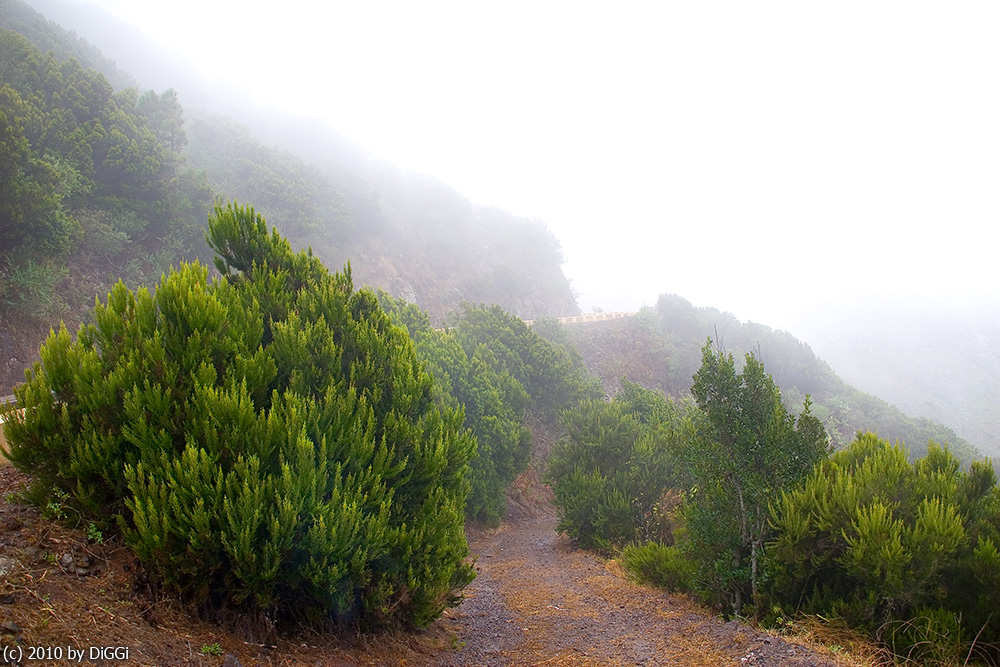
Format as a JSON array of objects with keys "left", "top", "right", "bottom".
[
  {"left": 15, "top": 0, "right": 579, "bottom": 324},
  {"left": 557, "top": 294, "right": 985, "bottom": 465},
  {"left": 0, "top": 0, "right": 578, "bottom": 391}
]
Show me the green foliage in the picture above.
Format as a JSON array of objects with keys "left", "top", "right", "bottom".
[
  {"left": 41, "top": 488, "right": 70, "bottom": 521},
  {"left": 0, "top": 31, "right": 165, "bottom": 206},
  {"left": 0, "top": 29, "right": 218, "bottom": 332},
  {"left": 447, "top": 303, "right": 601, "bottom": 418},
  {"left": 0, "top": 1, "right": 133, "bottom": 90},
  {"left": 5, "top": 203, "right": 475, "bottom": 628},
  {"left": 185, "top": 112, "right": 353, "bottom": 248},
  {"left": 0, "top": 87, "right": 78, "bottom": 256},
  {"left": 620, "top": 541, "right": 695, "bottom": 592},
  {"left": 547, "top": 382, "right": 696, "bottom": 552},
  {"left": 0, "top": 256, "right": 68, "bottom": 323},
  {"left": 379, "top": 294, "right": 536, "bottom": 526},
  {"left": 687, "top": 340, "right": 829, "bottom": 617},
  {"left": 769, "top": 432, "right": 1000, "bottom": 661},
  {"left": 136, "top": 88, "right": 187, "bottom": 154},
  {"left": 563, "top": 294, "right": 984, "bottom": 464},
  {"left": 199, "top": 643, "right": 222, "bottom": 657}
]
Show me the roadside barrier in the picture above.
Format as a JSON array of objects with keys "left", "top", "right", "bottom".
[{"left": 522, "top": 311, "right": 635, "bottom": 328}]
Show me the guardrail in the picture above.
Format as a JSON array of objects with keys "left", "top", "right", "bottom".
[{"left": 523, "top": 311, "right": 635, "bottom": 328}]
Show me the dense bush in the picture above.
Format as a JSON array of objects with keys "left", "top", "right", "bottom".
[
  {"left": 380, "top": 298, "right": 601, "bottom": 525},
  {"left": 620, "top": 541, "right": 694, "bottom": 591},
  {"left": 547, "top": 381, "right": 696, "bottom": 552},
  {"left": 4, "top": 203, "right": 475, "bottom": 628},
  {"left": 549, "top": 343, "right": 828, "bottom": 617},
  {"left": 769, "top": 432, "right": 1000, "bottom": 662},
  {"left": 447, "top": 303, "right": 601, "bottom": 418},
  {"left": 379, "top": 294, "right": 531, "bottom": 525}
]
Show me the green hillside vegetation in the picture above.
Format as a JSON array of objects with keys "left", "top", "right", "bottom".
[
  {"left": 561, "top": 294, "right": 982, "bottom": 464},
  {"left": 0, "top": 0, "right": 133, "bottom": 89},
  {"left": 183, "top": 110, "right": 354, "bottom": 252},
  {"left": 4, "top": 203, "right": 475, "bottom": 629},
  {"left": 0, "top": 22, "right": 212, "bottom": 361},
  {"left": 379, "top": 297, "right": 601, "bottom": 525},
  {"left": 1, "top": 0, "right": 578, "bottom": 392},
  {"left": 548, "top": 342, "right": 1000, "bottom": 664}
]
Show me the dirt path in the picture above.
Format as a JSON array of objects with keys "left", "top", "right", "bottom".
[
  {"left": 0, "top": 462, "right": 851, "bottom": 667},
  {"left": 432, "top": 514, "right": 843, "bottom": 667}
]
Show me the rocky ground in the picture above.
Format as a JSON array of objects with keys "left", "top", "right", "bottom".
[{"left": 0, "top": 465, "right": 878, "bottom": 667}]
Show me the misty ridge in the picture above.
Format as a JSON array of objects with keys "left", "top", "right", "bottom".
[{"left": 1, "top": 0, "right": 997, "bottom": 464}]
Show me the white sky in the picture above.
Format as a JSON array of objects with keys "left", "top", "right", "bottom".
[{"left": 76, "top": 0, "right": 1000, "bottom": 331}]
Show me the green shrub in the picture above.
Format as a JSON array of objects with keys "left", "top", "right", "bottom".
[
  {"left": 5, "top": 202, "right": 474, "bottom": 628},
  {"left": 380, "top": 295, "right": 592, "bottom": 526},
  {"left": 621, "top": 541, "right": 694, "bottom": 592},
  {"left": 547, "top": 382, "right": 695, "bottom": 552},
  {"left": 769, "top": 432, "right": 1000, "bottom": 661},
  {"left": 447, "top": 303, "right": 601, "bottom": 417},
  {"left": 0, "top": 257, "right": 68, "bottom": 323}
]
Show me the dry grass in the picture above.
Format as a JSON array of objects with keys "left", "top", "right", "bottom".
[{"left": 776, "top": 615, "right": 895, "bottom": 667}]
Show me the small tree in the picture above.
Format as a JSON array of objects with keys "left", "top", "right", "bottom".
[
  {"left": 688, "top": 339, "right": 828, "bottom": 617},
  {"left": 5, "top": 202, "right": 475, "bottom": 628}
]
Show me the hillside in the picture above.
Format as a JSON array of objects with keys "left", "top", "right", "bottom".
[
  {"left": 12, "top": 0, "right": 580, "bottom": 324},
  {"left": 555, "top": 294, "right": 986, "bottom": 465},
  {"left": 0, "top": 0, "right": 577, "bottom": 392},
  {"left": 3, "top": 3, "right": 999, "bottom": 664}
]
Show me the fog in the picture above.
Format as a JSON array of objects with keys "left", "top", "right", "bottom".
[{"left": 50, "top": 0, "right": 995, "bottom": 338}]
